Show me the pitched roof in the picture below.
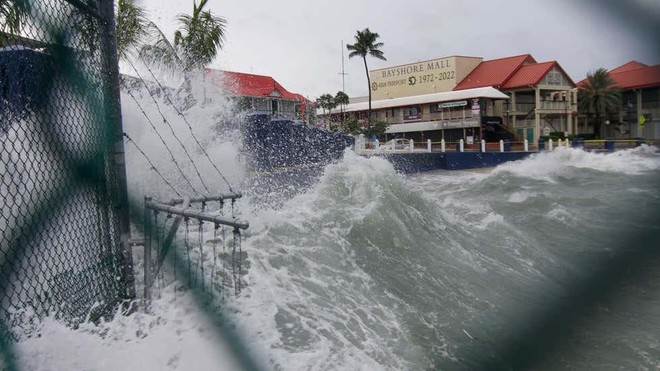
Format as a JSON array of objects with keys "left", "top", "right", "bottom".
[
  {"left": 576, "top": 62, "right": 660, "bottom": 90},
  {"left": 609, "top": 61, "right": 648, "bottom": 74},
  {"left": 453, "top": 54, "right": 536, "bottom": 90},
  {"left": 500, "top": 61, "right": 576, "bottom": 89},
  {"left": 609, "top": 64, "right": 660, "bottom": 90},
  {"left": 204, "top": 69, "right": 304, "bottom": 101},
  {"left": 500, "top": 61, "right": 555, "bottom": 89}
]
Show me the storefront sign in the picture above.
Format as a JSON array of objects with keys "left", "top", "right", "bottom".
[
  {"left": 439, "top": 100, "right": 467, "bottom": 109},
  {"left": 370, "top": 57, "right": 459, "bottom": 100},
  {"left": 442, "top": 119, "right": 479, "bottom": 129}
]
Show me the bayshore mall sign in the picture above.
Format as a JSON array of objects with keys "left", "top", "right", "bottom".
[{"left": 369, "top": 56, "right": 482, "bottom": 100}]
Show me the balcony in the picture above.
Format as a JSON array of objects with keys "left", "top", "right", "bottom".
[
  {"left": 538, "top": 101, "right": 570, "bottom": 111},
  {"left": 513, "top": 101, "right": 569, "bottom": 114}
]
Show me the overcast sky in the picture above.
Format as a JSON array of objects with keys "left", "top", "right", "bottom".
[{"left": 143, "top": 0, "right": 660, "bottom": 100}]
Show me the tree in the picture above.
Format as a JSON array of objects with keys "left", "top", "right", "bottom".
[
  {"left": 116, "top": 0, "right": 149, "bottom": 60},
  {"left": 0, "top": 0, "right": 29, "bottom": 34},
  {"left": 334, "top": 91, "right": 349, "bottom": 122},
  {"left": 174, "top": 0, "right": 226, "bottom": 71},
  {"left": 578, "top": 68, "right": 621, "bottom": 138},
  {"left": 362, "top": 120, "right": 389, "bottom": 138},
  {"left": 316, "top": 93, "right": 336, "bottom": 115},
  {"left": 346, "top": 28, "right": 385, "bottom": 123},
  {"left": 341, "top": 116, "right": 362, "bottom": 135}
]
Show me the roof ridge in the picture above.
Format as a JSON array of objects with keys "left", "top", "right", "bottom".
[
  {"left": 497, "top": 57, "right": 540, "bottom": 88},
  {"left": 609, "top": 63, "right": 659, "bottom": 75},
  {"left": 482, "top": 53, "right": 533, "bottom": 63}
]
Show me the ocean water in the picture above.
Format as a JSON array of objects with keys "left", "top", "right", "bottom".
[
  {"left": 234, "top": 146, "right": 660, "bottom": 370},
  {"left": 12, "top": 87, "right": 660, "bottom": 370}
]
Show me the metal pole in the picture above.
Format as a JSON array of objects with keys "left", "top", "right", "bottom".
[
  {"left": 146, "top": 201, "right": 249, "bottom": 230},
  {"left": 166, "top": 193, "right": 242, "bottom": 206},
  {"left": 339, "top": 40, "right": 348, "bottom": 92},
  {"left": 97, "top": 0, "right": 135, "bottom": 300},
  {"left": 144, "top": 197, "right": 152, "bottom": 306}
]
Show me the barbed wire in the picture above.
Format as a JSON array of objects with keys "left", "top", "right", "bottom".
[
  {"left": 125, "top": 59, "right": 211, "bottom": 194},
  {"left": 123, "top": 132, "right": 182, "bottom": 197},
  {"left": 124, "top": 88, "right": 199, "bottom": 195},
  {"left": 136, "top": 60, "right": 236, "bottom": 193}
]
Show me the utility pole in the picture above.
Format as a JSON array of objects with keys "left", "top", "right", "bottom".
[{"left": 339, "top": 40, "right": 348, "bottom": 92}]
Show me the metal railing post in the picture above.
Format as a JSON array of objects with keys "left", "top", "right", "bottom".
[{"left": 143, "top": 197, "right": 152, "bottom": 307}]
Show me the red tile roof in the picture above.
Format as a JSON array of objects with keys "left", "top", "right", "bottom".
[
  {"left": 501, "top": 61, "right": 576, "bottom": 89},
  {"left": 453, "top": 54, "right": 536, "bottom": 90},
  {"left": 576, "top": 62, "right": 660, "bottom": 90},
  {"left": 609, "top": 61, "right": 648, "bottom": 74},
  {"left": 610, "top": 64, "right": 660, "bottom": 90},
  {"left": 500, "top": 61, "right": 555, "bottom": 89},
  {"left": 204, "top": 69, "right": 305, "bottom": 101}
]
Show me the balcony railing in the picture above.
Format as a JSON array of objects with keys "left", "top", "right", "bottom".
[
  {"left": 513, "top": 101, "right": 569, "bottom": 113},
  {"left": 538, "top": 101, "right": 570, "bottom": 110}
]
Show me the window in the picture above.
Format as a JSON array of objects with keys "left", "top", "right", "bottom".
[
  {"left": 403, "top": 106, "right": 422, "bottom": 121},
  {"left": 546, "top": 70, "right": 562, "bottom": 85}
]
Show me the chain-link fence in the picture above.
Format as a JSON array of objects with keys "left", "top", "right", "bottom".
[{"left": 1, "top": 0, "right": 133, "bottom": 342}]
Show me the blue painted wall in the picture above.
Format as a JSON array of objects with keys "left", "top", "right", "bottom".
[{"left": 376, "top": 151, "right": 533, "bottom": 174}]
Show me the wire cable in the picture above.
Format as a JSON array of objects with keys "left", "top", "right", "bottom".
[
  {"left": 135, "top": 60, "right": 236, "bottom": 193},
  {"left": 125, "top": 89, "right": 199, "bottom": 194},
  {"left": 126, "top": 60, "right": 211, "bottom": 194},
  {"left": 123, "top": 132, "right": 182, "bottom": 197}
]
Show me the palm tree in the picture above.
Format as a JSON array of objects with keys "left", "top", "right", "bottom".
[
  {"left": 316, "top": 93, "right": 336, "bottom": 128},
  {"left": 578, "top": 68, "right": 621, "bottom": 138},
  {"left": 334, "top": 91, "right": 349, "bottom": 123},
  {"left": 116, "top": 0, "right": 149, "bottom": 60},
  {"left": 174, "top": 0, "right": 226, "bottom": 71},
  {"left": 346, "top": 28, "right": 385, "bottom": 123},
  {"left": 0, "top": 0, "right": 28, "bottom": 34}
]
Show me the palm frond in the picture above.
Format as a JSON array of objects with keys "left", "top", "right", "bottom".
[
  {"left": 138, "top": 21, "right": 182, "bottom": 71},
  {"left": 116, "top": 0, "right": 149, "bottom": 60}
]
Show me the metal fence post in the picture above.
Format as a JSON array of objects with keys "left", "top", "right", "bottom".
[{"left": 97, "top": 0, "right": 136, "bottom": 301}]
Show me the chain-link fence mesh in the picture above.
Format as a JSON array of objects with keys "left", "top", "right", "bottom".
[{"left": 1, "top": 0, "right": 133, "bottom": 341}]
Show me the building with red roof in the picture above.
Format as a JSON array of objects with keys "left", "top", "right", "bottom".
[
  {"left": 455, "top": 55, "right": 577, "bottom": 145},
  {"left": 204, "top": 69, "right": 311, "bottom": 121},
  {"left": 328, "top": 53, "right": 577, "bottom": 146},
  {"left": 577, "top": 61, "right": 660, "bottom": 139},
  {"left": 453, "top": 54, "right": 536, "bottom": 90}
]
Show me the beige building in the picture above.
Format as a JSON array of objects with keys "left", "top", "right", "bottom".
[
  {"left": 369, "top": 56, "right": 482, "bottom": 100},
  {"left": 326, "top": 54, "right": 578, "bottom": 146},
  {"left": 454, "top": 54, "right": 577, "bottom": 144}
]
